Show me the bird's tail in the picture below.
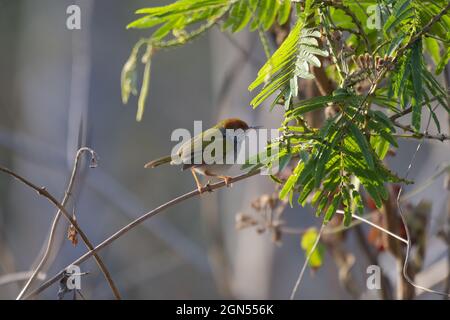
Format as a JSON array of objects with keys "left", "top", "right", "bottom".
[{"left": 144, "top": 156, "right": 172, "bottom": 168}]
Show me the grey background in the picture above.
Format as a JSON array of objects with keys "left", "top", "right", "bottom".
[{"left": 0, "top": 0, "right": 448, "bottom": 299}]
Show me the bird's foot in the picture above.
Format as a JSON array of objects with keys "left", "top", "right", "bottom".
[
  {"left": 204, "top": 181, "right": 213, "bottom": 193},
  {"left": 198, "top": 181, "right": 213, "bottom": 194},
  {"left": 220, "top": 176, "right": 232, "bottom": 187}
]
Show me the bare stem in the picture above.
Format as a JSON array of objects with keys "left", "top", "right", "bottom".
[
  {"left": 393, "top": 121, "right": 450, "bottom": 142},
  {"left": 15, "top": 148, "right": 101, "bottom": 299},
  {"left": 290, "top": 224, "right": 325, "bottom": 300},
  {"left": 25, "top": 169, "right": 261, "bottom": 299},
  {"left": 0, "top": 160, "right": 121, "bottom": 300},
  {"left": 0, "top": 272, "right": 46, "bottom": 287}
]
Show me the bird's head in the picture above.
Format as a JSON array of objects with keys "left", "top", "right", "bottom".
[{"left": 216, "top": 118, "right": 251, "bottom": 131}]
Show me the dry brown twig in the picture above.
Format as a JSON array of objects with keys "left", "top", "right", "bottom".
[
  {"left": 14, "top": 147, "right": 109, "bottom": 299},
  {"left": 0, "top": 271, "right": 46, "bottom": 287},
  {"left": 25, "top": 169, "right": 262, "bottom": 299},
  {"left": 27, "top": 167, "right": 410, "bottom": 300},
  {"left": 0, "top": 150, "right": 121, "bottom": 300}
]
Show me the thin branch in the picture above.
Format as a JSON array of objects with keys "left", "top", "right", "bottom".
[
  {"left": 354, "top": 225, "right": 393, "bottom": 300},
  {"left": 0, "top": 128, "right": 212, "bottom": 275},
  {"left": 0, "top": 272, "right": 46, "bottom": 287},
  {"left": 28, "top": 167, "right": 414, "bottom": 300},
  {"left": 390, "top": 106, "right": 413, "bottom": 121},
  {"left": 287, "top": 208, "right": 405, "bottom": 299},
  {"left": 383, "top": 188, "right": 414, "bottom": 299},
  {"left": 332, "top": 3, "right": 371, "bottom": 52},
  {"left": 258, "top": 27, "right": 272, "bottom": 60},
  {"left": 395, "top": 3, "right": 450, "bottom": 60},
  {"left": 348, "top": 3, "right": 450, "bottom": 124},
  {"left": 153, "top": 10, "right": 228, "bottom": 50},
  {"left": 443, "top": 64, "right": 450, "bottom": 299},
  {"left": 25, "top": 169, "right": 262, "bottom": 299},
  {"left": 390, "top": 92, "right": 450, "bottom": 122},
  {"left": 336, "top": 210, "right": 407, "bottom": 244},
  {"left": 0, "top": 163, "right": 121, "bottom": 300},
  {"left": 396, "top": 107, "right": 450, "bottom": 298},
  {"left": 393, "top": 121, "right": 450, "bottom": 142},
  {"left": 15, "top": 148, "right": 99, "bottom": 299},
  {"left": 281, "top": 210, "right": 372, "bottom": 235},
  {"left": 290, "top": 224, "right": 325, "bottom": 300}
]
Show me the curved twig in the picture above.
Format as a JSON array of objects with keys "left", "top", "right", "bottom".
[
  {"left": 393, "top": 121, "right": 450, "bottom": 142},
  {"left": 25, "top": 169, "right": 262, "bottom": 299},
  {"left": 0, "top": 158, "right": 121, "bottom": 300},
  {"left": 0, "top": 272, "right": 46, "bottom": 287},
  {"left": 290, "top": 224, "right": 325, "bottom": 300},
  {"left": 15, "top": 148, "right": 101, "bottom": 299},
  {"left": 396, "top": 109, "right": 450, "bottom": 298}
]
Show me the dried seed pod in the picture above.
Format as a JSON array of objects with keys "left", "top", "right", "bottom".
[
  {"left": 358, "top": 55, "right": 365, "bottom": 68},
  {"left": 375, "top": 55, "right": 380, "bottom": 66},
  {"left": 365, "top": 53, "right": 373, "bottom": 69}
]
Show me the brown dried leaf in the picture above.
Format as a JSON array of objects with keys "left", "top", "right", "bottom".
[{"left": 68, "top": 214, "right": 78, "bottom": 246}]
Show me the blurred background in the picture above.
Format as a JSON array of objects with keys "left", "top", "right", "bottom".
[{"left": 0, "top": 0, "right": 449, "bottom": 299}]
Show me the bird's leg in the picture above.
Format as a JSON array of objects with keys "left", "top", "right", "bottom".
[
  {"left": 218, "top": 175, "right": 232, "bottom": 187},
  {"left": 204, "top": 169, "right": 232, "bottom": 188},
  {"left": 204, "top": 180, "right": 213, "bottom": 193},
  {"left": 190, "top": 168, "right": 204, "bottom": 194}
]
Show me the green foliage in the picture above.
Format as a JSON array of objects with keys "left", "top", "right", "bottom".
[
  {"left": 248, "top": 24, "right": 329, "bottom": 108},
  {"left": 274, "top": 95, "right": 409, "bottom": 226},
  {"left": 127, "top": 0, "right": 231, "bottom": 34},
  {"left": 124, "top": 0, "right": 450, "bottom": 226},
  {"left": 223, "top": 0, "right": 291, "bottom": 33},
  {"left": 122, "top": 0, "right": 296, "bottom": 120},
  {"left": 389, "top": 39, "right": 448, "bottom": 131}
]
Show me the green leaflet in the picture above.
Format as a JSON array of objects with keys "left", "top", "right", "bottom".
[
  {"left": 436, "top": 47, "right": 450, "bottom": 75},
  {"left": 280, "top": 160, "right": 304, "bottom": 200},
  {"left": 223, "top": 0, "right": 292, "bottom": 33},
  {"left": 137, "top": 46, "right": 152, "bottom": 122},
  {"left": 324, "top": 193, "right": 341, "bottom": 223},
  {"left": 128, "top": 0, "right": 228, "bottom": 30},
  {"left": 348, "top": 122, "right": 375, "bottom": 170},
  {"left": 249, "top": 20, "right": 328, "bottom": 108},
  {"left": 352, "top": 190, "right": 364, "bottom": 216},
  {"left": 342, "top": 187, "right": 352, "bottom": 226},
  {"left": 314, "top": 131, "right": 340, "bottom": 188},
  {"left": 286, "top": 93, "right": 354, "bottom": 117},
  {"left": 424, "top": 37, "right": 441, "bottom": 65},
  {"left": 278, "top": 0, "right": 291, "bottom": 25}
]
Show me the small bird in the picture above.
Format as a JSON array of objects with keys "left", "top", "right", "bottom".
[{"left": 144, "top": 118, "right": 254, "bottom": 193}]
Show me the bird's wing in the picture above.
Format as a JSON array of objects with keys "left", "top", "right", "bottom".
[{"left": 176, "top": 127, "right": 233, "bottom": 169}]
